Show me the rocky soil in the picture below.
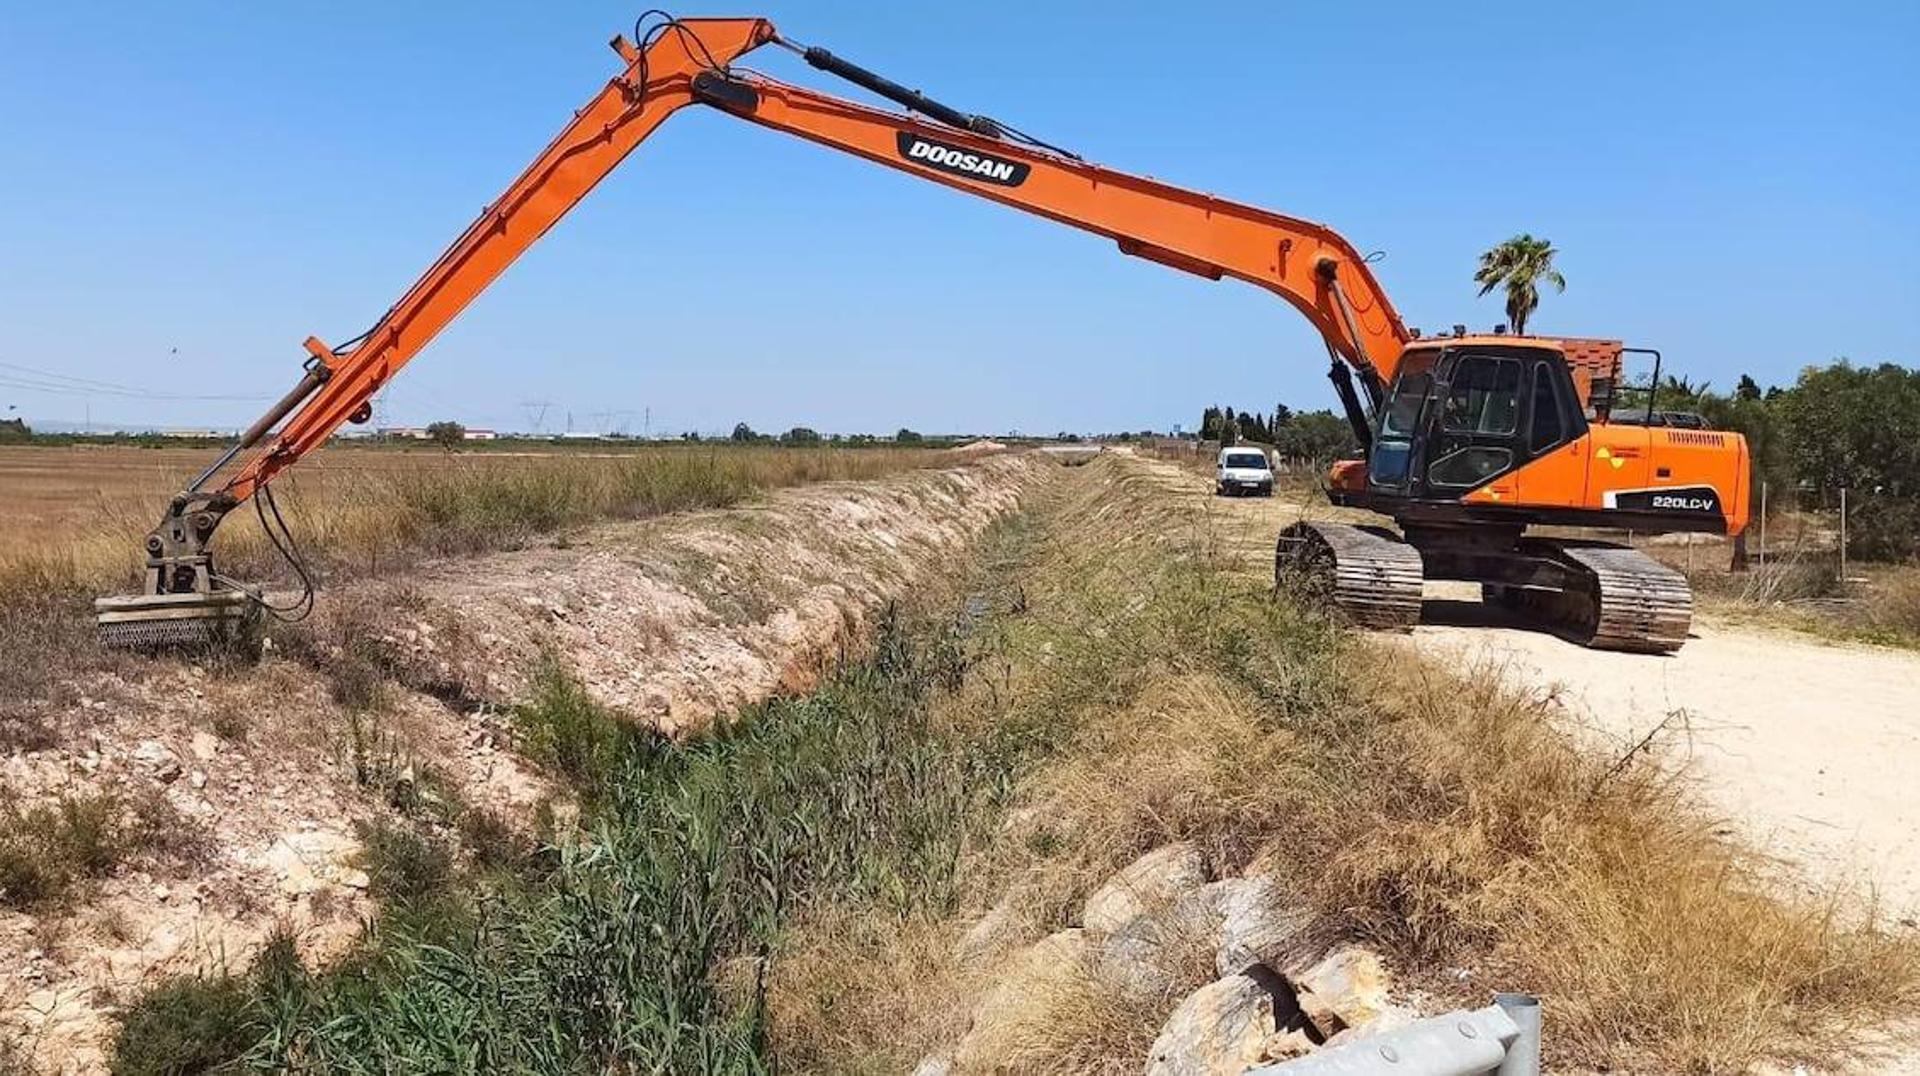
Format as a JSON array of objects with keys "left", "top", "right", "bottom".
[
  {"left": 0, "top": 453, "right": 1046, "bottom": 1071},
  {"left": 923, "top": 841, "right": 1423, "bottom": 1075}
]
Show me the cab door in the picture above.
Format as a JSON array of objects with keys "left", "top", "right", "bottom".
[
  {"left": 1420, "top": 350, "right": 1592, "bottom": 508},
  {"left": 1508, "top": 360, "right": 1589, "bottom": 507},
  {"left": 1420, "top": 352, "right": 1527, "bottom": 502}
]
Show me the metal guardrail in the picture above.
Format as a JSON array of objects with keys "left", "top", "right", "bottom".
[{"left": 1249, "top": 994, "right": 1541, "bottom": 1076}]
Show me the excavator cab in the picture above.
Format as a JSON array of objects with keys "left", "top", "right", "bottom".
[{"left": 1362, "top": 341, "right": 1587, "bottom": 506}]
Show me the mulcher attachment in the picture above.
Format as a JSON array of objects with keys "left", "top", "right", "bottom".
[
  {"left": 95, "top": 490, "right": 263, "bottom": 652},
  {"left": 94, "top": 589, "right": 259, "bottom": 651}
]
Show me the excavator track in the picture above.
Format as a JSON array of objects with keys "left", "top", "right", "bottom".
[
  {"left": 1274, "top": 521, "right": 1423, "bottom": 631},
  {"left": 1487, "top": 541, "right": 1693, "bottom": 653}
]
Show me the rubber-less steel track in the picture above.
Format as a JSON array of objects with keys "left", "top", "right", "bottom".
[
  {"left": 1275, "top": 521, "right": 1423, "bottom": 631},
  {"left": 1488, "top": 541, "right": 1693, "bottom": 653},
  {"left": 1551, "top": 542, "right": 1693, "bottom": 653}
]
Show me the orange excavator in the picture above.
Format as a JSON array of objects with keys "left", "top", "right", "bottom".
[{"left": 96, "top": 12, "right": 1749, "bottom": 654}]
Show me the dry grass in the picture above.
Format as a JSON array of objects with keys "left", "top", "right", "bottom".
[
  {"left": 0, "top": 443, "right": 966, "bottom": 709},
  {"left": 1, "top": 442, "right": 965, "bottom": 596},
  {"left": 1688, "top": 548, "right": 1920, "bottom": 650},
  {"left": 766, "top": 456, "right": 1920, "bottom": 1073},
  {"left": 0, "top": 789, "right": 207, "bottom": 909},
  {"left": 766, "top": 907, "right": 970, "bottom": 1073}
]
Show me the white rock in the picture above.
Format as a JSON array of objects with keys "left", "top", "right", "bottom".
[
  {"left": 1081, "top": 843, "right": 1207, "bottom": 934},
  {"left": 953, "top": 890, "right": 1031, "bottom": 965},
  {"left": 1144, "top": 973, "right": 1277, "bottom": 1076},
  {"left": 1258, "top": 1027, "right": 1317, "bottom": 1063},
  {"left": 909, "top": 1051, "right": 953, "bottom": 1076},
  {"left": 263, "top": 830, "right": 361, "bottom": 896},
  {"left": 1091, "top": 889, "right": 1215, "bottom": 1005},
  {"left": 1206, "top": 874, "right": 1314, "bottom": 977},
  {"left": 131, "top": 739, "right": 171, "bottom": 765},
  {"left": 189, "top": 731, "right": 220, "bottom": 761},
  {"left": 1291, "top": 946, "right": 1393, "bottom": 1034}
]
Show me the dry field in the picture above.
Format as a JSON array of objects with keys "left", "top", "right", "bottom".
[
  {"left": 2, "top": 440, "right": 968, "bottom": 595},
  {"left": 0, "top": 440, "right": 978, "bottom": 715}
]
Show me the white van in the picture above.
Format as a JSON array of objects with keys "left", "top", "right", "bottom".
[{"left": 1216, "top": 446, "right": 1274, "bottom": 497}]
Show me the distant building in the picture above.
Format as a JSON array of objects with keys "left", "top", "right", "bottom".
[{"left": 376, "top": 426, "right": 498, "bottom": 440}]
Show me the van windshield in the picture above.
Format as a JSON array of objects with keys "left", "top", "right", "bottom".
[{"left": 1223, "top": 451, "right": 1269, "bottom": 470}]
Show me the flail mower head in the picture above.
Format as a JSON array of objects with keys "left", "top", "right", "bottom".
[
  {"left": 94, "top": 589, "right": 260, "bottom": 651},
  {"left": 95, "top": 489, "right": 270, "bottom": 653}
]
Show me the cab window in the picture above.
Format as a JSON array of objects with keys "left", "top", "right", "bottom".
[
  {"left": 1528, "top": 364, "right": 1565, "bottom": 452},
  {"left": 1440, "top": 356, "right": 1522, "bottom": 435},
  {"left": 1428, "top": 445, "right": 1513, "bottom": 487},
  {"left": 1380, "top": 371, "right": 1431, "bottom": 438}
]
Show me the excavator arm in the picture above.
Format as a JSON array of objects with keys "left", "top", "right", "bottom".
[{"left": 101, "top": 14, "right": 1408, "bottom": 645}]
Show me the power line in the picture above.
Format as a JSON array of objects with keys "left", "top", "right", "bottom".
[{"left": 0, "top": 360, "right": 271, "bottom": 402}]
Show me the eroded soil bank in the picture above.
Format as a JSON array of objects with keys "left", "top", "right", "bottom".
[{"left": 0, "top": 453, "right": 1049, "bottom": 1070}]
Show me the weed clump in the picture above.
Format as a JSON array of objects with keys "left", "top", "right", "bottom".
[
  {"left": 0, "top": 791, "right": 201, "bottom": 909},
  {"left": 353, "top": 819, "right": 454, "bottom": 903},
  {"left": 111, "top": 930, "right": 308, "bottom": 1076},
  {"left": 512, "top": 666, "right": 637, "bottom": 796},
  {"left": 110, "top": 973, "right": 257, "bottom": 1076}
]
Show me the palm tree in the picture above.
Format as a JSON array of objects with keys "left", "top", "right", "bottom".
[{"left": 1473, "top": 234, "right": 1566, "bottom": 336}]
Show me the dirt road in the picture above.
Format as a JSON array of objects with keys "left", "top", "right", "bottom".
[
  {"left": 1189, "top": 471, "right": 1920, "bottom": 916},
  {"left": 1409, "top": 586, "right": 1920, "bottom": 914}
]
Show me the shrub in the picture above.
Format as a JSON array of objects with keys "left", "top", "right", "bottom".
[
  {"left": 353, "top": 819, "right": 453, "bottom": 904},
  {"left": 1848, "top": 496, "right": 1920, "bottom": 562},
  {"left": 0, "top": 793, "right": 128, "bottom": 908},
  {"left": 512, "top": 666, "right": 636, "bottom": 795},
  {"left": 109, "top": 973, "right": 256, "bottom": 1076}
]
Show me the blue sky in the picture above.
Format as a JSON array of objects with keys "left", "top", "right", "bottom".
[{"left": 1, "top": 1, "right": 1914, "bottom": 435}]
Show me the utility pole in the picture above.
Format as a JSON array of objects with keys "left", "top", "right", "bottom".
[
  {"left": 519, "top": 398, "right": 553, "bottom": 435},
  {"left": 1839, "top": 486, "right": 1849, "bottom": 587}
]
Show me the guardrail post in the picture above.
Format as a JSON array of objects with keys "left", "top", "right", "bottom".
[{"left": 1493, "top": 993, "right": 1540, "bottom": 1076}]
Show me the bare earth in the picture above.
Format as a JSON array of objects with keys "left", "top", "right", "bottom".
[{"left": 1409, "top": 586, "right": 1920, "bottom": 917}]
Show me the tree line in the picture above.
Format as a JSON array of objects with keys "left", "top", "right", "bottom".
[
  {"left": 1197, "top": 403, "right": 1359, "bottom": 464},
  {"left": 727, "top": 423, "right": 927, "bottom": 446},
  {"left": 1653, "top": 359, "right": 1919, "bottom": 560}
]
